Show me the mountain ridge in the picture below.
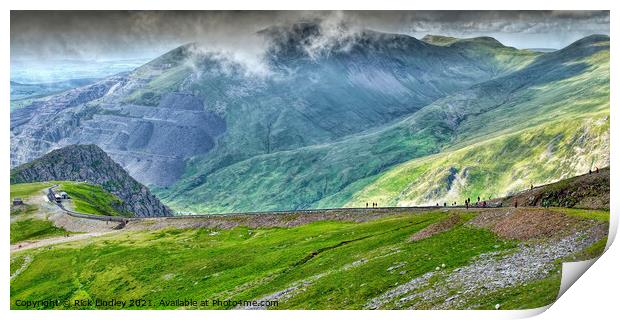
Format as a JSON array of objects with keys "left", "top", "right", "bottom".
[{"left": 9, "top": 31, "right": 609, "bottom": 213}]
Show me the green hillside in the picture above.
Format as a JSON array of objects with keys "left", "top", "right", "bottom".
[
  {"left": 346, "top": 37, "right": 610, "bottom": 207},
  {"left": 10, "top": 206, "right": 608, "bottom": 309},
  {"left": 346, "top": 115, "right": 608, "bottom": 207},
  {"left": 57, "top": 183, "right": 132, "bottom": 217},
  {"left": 160, "top": 35, "right": 609, "bottom": 213}
]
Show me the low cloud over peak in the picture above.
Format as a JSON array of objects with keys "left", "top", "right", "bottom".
[{"left": 11, "top": 11, "right": 609, "bottom": 63}]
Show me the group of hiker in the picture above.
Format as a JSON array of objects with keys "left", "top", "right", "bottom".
[
  {"left": 463, "top": 196, "right": 487, "bottom": 209},
  {"left": 362, "top": 167, "right": 602, "bottom": 211},
  {"left": 366, "top": 202, "right": 379, "bottom": 208}
]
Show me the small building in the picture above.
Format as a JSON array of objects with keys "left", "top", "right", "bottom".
[
  {"left": 54, "top": 194, "right": 62, "bottom": 203},
  {"left": 13, "top": 198, "right": 24, "bottom": 206},
  {"left": 60, "top": 192, "right": 70, "bottom": 199}
]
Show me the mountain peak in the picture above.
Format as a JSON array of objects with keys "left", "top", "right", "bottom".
[
  {"left": 260, "top": 21, "right": 426, "bottom": 59},
  {"left": 11, "top": 144, "right": 173, "bottom": 217},
  {"left": 421, "top": 35, "right": 459, "bottom": 46},
  {"left": 421, "top": 34, "right": 506, "bottom": 48}
]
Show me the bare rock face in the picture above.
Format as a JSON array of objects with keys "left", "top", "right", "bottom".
[
  {"left": 10, "top": 78, "right": 226, "bottom": 187},
  {"left": 10, "top": 144, "right": 173, "bottom": 217}
]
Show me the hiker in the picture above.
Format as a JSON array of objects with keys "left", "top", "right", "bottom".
[
  {"left": 596, "top": 167, "right": 599, "bottom": 174},
  {"left": 366, "top": 202, "right": 368, "bottom": 208},
  {"left": 514, "top": 200, "right": 518, "bottom": 208},
  {"left": 477, "top": 196, "right": 480, "bottom": 202},
  {"left": 465, "top": 200, "right": 469, "bottom": 209},
  {"left": 530, "top": 184, "right": 533, "bottom": 190},
  {"left": 443, "top": 202, "right": 446, "bottom": 207},
  {"left": 589, "top": 169, "right": 592, "bottom": 175},
  {"left": 483, "top": 201, "right": 487, "bottom": 207}
]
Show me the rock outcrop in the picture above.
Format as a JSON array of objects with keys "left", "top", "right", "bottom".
[{"left": 10, "top": 144, "right": 173, "bottom": 217}]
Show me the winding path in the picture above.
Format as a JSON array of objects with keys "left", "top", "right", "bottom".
[{"left": 11, "top": 231, "right": 116, "bottom": 253}]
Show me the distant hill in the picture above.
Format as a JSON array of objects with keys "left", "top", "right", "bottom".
[
  {"left": 525, "top": 48, "right": 557, "bottom": 53},
  {"left": 10, "top": 78, "right": 99, "bottom": 111},
  {"left": 10, "top": 145, "right": 172, "bottom": 217}
]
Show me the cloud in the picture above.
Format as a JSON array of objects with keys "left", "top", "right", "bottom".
[{"left": 11, "top": 10, "right": 610, "bottom": 65}]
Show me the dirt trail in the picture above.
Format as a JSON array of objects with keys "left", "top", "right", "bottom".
[
  {"left": 10, "top": 255, "right": 33, "bottom": 280},
  {"left": 11, "top": 231, "right": 117, "bottom": 253}
]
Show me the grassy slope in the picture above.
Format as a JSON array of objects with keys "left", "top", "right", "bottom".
[
  {"left": 11, "top": 210, "right": 515, "bottom": 309},
  {"left": 10, "top": 219, "right": 68, "bottom": 244},
  {"left": 57, "top": 182, "right": 132, "bottom": 217},
  {"left": 10, "top": 181, "right": 54, "bottom": 199},
  {"left": 11, "top": 181, "right": 131, "bottom": 217},
  {"left": 346, "top": 44, "right": 609, "bottom": 208},
  {"left": 10, "top": 182, "right": 67, "bottom": 244},
  {"left": 346, "top": 114, "right": 609, "bottom": 207},
  {"left": 10, "top": 207, "right": 608, "bottom": 310}
]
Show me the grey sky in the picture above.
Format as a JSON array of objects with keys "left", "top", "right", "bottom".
[{"left": 11, "top": 10, "right": 610, "bottom": 62}]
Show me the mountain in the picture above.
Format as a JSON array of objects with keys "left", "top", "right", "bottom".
[
  {"left": 10, "top": 144, "right": 173, "bottom": 217},
  {"left": 10, "top": 24, "right": 537, "bottom": 186},
  {"left": 344, "top": 35, "right": 609, "bottom": 208},
  {"left": 158, "top": 34, "right": 608, "bottom": 212},
  {"left": 9, "top": 23, "right": 609, "bottom": 214}
]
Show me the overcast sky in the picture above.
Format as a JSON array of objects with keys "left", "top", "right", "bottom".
[{"left": 11, "top": 10, "right": 610, "bottom": 62}]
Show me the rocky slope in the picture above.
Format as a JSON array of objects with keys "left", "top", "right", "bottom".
[
  {"left": 492, "top": 167, "right": 610, "bottom": 210},
  {"left": 10, "top": 144, "right": 173, "bottom": 217}
]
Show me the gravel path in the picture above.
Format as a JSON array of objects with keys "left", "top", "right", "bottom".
[{"left": 366, "top": 223, "right": 608, "bottom": 309}]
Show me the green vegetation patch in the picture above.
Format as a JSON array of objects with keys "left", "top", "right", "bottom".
[
  {"left": 10, "top": 182, "right": 53, "bottom": 199},
  {"left": 58, "top": 182, "right": 132, "bottom": 217},
  {"left": 11, "top": 256, "right": 27, "bottom": 275},
  {"left": 551, "top": 208, "right": 609, "bottom": 222},
  {"left": 569, "top": 237, "right": 607, "bottom": 261},
  {"left": 10, "top": 219, "right": 68, "bottom": 244}
]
